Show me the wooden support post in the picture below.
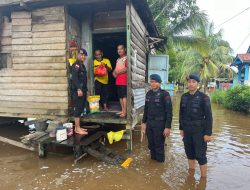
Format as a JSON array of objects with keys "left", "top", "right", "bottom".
[
  {"left": 125, "top": 124, "right": 133, "bottom": 153},
  {"left": 126, "top": 0, "right": 132, "bottom": 123},
  {"left": 38, "top": 143, "right": 47, "bottom": 158},
  {"left": 0, "top": 14, "right": 2, "bottom": 49},
  {"left": 81, "top": 15, "right": 93, "bottom": 95}
]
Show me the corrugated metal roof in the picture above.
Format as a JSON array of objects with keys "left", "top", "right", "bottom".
[
  {"left": 231, "top": 53, "right": 250, "bottom": 66},
  {"left": 0, "top": 0, "right": 160, "bottom": 38},
  {"left": 247, "top": 46, "right": 250, "bottom": 53},
  {"left": 132, "top": 0, "right": 159, "bottom": 38},
  {"left": 238, "top": 53, "right": 250, "bottom": 61}
]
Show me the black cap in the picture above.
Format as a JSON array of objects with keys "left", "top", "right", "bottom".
[
  {"left": 187, "top": 74, "right": 200, "bottom": 82},
  {"left": 78, "top": 48, "right": 88, "bottom": 56},
  {"left": 150, "top": 74, "right": 162, "bottom": 83}
]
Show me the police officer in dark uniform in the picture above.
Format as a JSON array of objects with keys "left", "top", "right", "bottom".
[
  {"left": 141, "top": 74, "right": 173, "bottom": 162},
  {"left": 71, "top": 48, "right": 89, "bottom": 135},
  {"left": 179, "top": 74, "right": 213, "bottom": 177}
]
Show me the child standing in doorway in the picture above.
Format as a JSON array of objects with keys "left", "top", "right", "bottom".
[{"left": 113, "top": 44, "right": 127, "bottom": 118}]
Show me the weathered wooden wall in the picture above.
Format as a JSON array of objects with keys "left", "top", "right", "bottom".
[
  {"left": 0, "top": 17, "right": 12, "bottom": 54},
  {"left": 129, "top": 4, "right": 148, "bottom": 121},
  {"left": 68, "top": 15, "right": 81, "bottom": 45},
  {"left": 0, "top": 6, "right": 68, "bottom": 119},
  {"left": 0, "top": 16, "right": 12, "bottom": 70},
  {"left": 93, "top": 11, "right": 126, "bottom": 33}
]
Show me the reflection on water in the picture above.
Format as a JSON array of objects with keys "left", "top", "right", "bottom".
[{"left": 0, "top": 94, "right": 250, "bottom": 190}]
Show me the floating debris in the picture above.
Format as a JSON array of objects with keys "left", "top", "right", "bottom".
[{"left": 40, "top": 166, "right": 49, "bottom": 170}]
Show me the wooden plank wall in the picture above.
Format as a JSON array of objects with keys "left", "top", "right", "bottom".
[
  {"left": 129, "top": 4, "right": 148, "bottom": 116},
  {"left": 68, "top": 15, "right": 81, "bottom": 47},
  {"left": 0, "top": 17, "right": 12, "bottom": 54},
  {"left": 0, "top": 16, "right": 12, "bottom": 70},
  {"left": 0, "top": 6, "right": 68, "bottom": 118},
  {"left": 93, "top": 11, "right": 126, "bottom": 31}
]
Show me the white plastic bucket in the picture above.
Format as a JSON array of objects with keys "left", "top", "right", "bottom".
[
  {"left": 63, "top": 123, "right": 73, "bottom": 129},
  {"left": 56, "top": 128, "right": 67, "bottom": 142}
]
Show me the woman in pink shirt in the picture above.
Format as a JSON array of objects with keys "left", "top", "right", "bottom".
[{"left": 113, "top": 44, "right": 127, "bottom": 117}]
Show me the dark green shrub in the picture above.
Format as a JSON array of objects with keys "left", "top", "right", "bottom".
[
  {"left": 211, "top": 90, "right": 226, "bottom": 104},
  {"left": 223, "top": 85, "right": 250, "bottom": 113}
]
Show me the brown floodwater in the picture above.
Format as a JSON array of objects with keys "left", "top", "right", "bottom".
[{"left": 0, "top": 94, "right": 250, "bottom": 190}]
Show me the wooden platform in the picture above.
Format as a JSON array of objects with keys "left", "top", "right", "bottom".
[
  {"left": 71, "top": 112, "right": 127, "bottom": 125},
  {"left": 36, "top": 130, "right": 105, "bottom": 147}
]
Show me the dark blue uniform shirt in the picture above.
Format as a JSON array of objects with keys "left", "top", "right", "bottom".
[
  {"left": 142, "top": 89, "right": 173, "bottom": 128},
  {"left": 71, "top": 60, "right": 88, "bottom": 92},
  {"left": 179, "top": 90, "right": 213, "bottom": 135}
]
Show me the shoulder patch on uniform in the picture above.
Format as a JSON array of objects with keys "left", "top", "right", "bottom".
[
  {"left": 204, "top": 95, "right": 210, "bottom": 100},
  {"left": 75, "top": 64, "right": 80, "bottom": 69},
  {"left": 165, "top": 95, "right": 171, "bottom": 99}
]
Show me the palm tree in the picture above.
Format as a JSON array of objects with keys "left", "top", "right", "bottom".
[
  {"left": 177, "top": 23, "right": 233, "bottom": 92},
  {"left": 148, "top": 0, "right": 210, "bottom": 82},
  {"left": 148, "top": 0, "right": 233, "bottom": 87},
  {"left": 148, "top": 0, "right": 208, "bottom": 42}
]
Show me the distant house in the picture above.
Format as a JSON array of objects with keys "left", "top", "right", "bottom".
[{"left": 231, "top": 47, "right": 250, "bottom": 85}]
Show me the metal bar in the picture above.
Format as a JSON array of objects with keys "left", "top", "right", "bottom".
[{"left": 74, "top": 152, "right": 87, "bottom": 164}]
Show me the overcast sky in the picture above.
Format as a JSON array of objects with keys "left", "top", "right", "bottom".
[{"left": 197, "top": 0, "right": 250, "bottom": 55}]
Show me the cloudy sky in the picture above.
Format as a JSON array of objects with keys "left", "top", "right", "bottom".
[{"left": 197, "top": 0, "right": 250, "bottom": 55}]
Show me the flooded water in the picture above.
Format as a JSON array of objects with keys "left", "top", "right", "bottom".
[{"left": 0, "top": 94, "right": 250, "bottom": 190}]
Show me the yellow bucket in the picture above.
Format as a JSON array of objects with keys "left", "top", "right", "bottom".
[{"left": 87, "top": 95, "right": 100, "bottom": 113}]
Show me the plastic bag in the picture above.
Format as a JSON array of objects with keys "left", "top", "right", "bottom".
[
  {"left": 87, "top": 95, "right": 100, "bottom": 113},
  {"left": 95, "top": 65, "right": 107, "bottom": 76},
  {"left": 68, "top": 58, "right": 76, "bottom": 66}
]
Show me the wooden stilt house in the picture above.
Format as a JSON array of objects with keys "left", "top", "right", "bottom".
[{"left": 0, "top": 0, "right": 165, "bottom": 151}]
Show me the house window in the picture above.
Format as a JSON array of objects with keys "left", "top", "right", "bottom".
[
  {"left": 0, "top": 53, "right": 13, "bottom": 70},
  {"left": 0, "top": 15, "right": 12, "bottom": 70},
  {"left": 0, "top": 54, "right": 7, "bottom": 69}
]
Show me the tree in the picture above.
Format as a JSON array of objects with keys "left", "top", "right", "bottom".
[
  {"left": 148, "top": 0, "right": 208, "bottom": 81},
  {"left": 177, "top": 23, "right": 233, "bottom": 92},
  {"left": 148, "top": 0, "right": 233, "bottom": 87},
  {"left": 148, "top": 0, "right": 200, "bottom": 35}
]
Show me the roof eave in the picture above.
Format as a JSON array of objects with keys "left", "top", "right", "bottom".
[
  {"left": 247, "top": 46, "right": 250, "bottom": 53},
  {"left": 132, "top": 0, "right": 159, "bottom": 38}
]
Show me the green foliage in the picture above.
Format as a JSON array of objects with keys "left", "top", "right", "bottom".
[
  {"left": 167, "top": 49, "right": 181, "bottom": 82},
  {"left": 177, "top": 23, "right": 233, "bottom": 90},
  {"left": 211, "top": 90, "right": 227, "bottom": 104},
  {"left": 224, "top": 85, "right": 250, "bottom": 113},
  {"left": 212, "top": 86, "right": 250, "bottom": 113},
  {"left": 148, "top": 0, "right": 208, "bottom": 47},
  {"left": 148, "top": 0, "right": 233, "bottom": 84},
  {"left": 148, "top": 0, "right": 208, "bottom": 82},
  {"left": 148, "top": 0, "right": 202, "bottom": 36}
]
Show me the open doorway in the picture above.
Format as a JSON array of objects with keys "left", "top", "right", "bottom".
[{"left": 93, "top": 32, "right": 126, "bottom": 112}]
